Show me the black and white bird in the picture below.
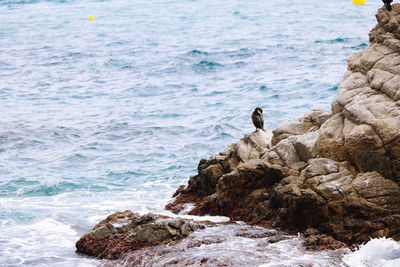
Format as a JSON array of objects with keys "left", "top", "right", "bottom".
[
  {"left": 251, "top": 107, "right": 264, "bottom": 132},
  {"left": 383, "top": 0, "right": 393, "bottom": 11}
]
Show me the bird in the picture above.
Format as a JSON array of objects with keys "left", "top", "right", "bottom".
[
  {"left": 251, "top": 107, "right": 264, "bottom": 132},
  {"left": 383, "top": 0, "right": 393, "bottom": 11}
]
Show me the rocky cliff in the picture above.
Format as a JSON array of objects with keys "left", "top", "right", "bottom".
[{"left": 167, "top": 5, "right": 400, "bottom": 245}]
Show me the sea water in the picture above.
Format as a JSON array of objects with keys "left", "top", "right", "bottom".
[{"left": 1, "top": 0, "right": 398, "bottom": 266}]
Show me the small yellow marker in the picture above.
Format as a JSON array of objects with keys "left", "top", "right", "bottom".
[
  {"left": 88, "top": 15, "right": 94, "bottom": 21},
  {"left": 353, "top": 0, "right": 366, "bottom": 5}
]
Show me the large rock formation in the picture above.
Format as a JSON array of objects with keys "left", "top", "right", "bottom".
[{"left": 167, "top": 6, "right": 400, "bottom": 245}]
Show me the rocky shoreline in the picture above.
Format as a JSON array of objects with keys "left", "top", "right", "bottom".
[
  {"left": 167, "top": 5, "right": 400, "bottom": 245},
  {"left": 76, "top": 5, "right": 400, "bottom": 262}
]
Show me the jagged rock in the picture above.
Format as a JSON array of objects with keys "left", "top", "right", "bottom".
[
  {"left": 268, "top": 138, "right": 302, "bottom": 167},
  {"left": 300, "top": 109, "right": 332, "bottom": 127},
  {"left": 216, "top": 160, "right": 285, "bottom": 206},
  {"left": 75, "top": 211, "right": 205, "bottom": 260},
  {"left": 317, "top": 113, "right": 348, "bottom": 162},
  {"left": 167, "top": 5, "right": 400, "bottom": 246},
  {"left": 303, "top": 228, "right": 347, "bottom": 251},
  {"left": 271, "top": 121, "right": 314, "bottom": 146},
  {"left": 235, "top": 129, "right": 272, "bottom": 162},
  {"left": 292, "top": 131, "right": 319, "bottom": 162},
  {"left": 352, "top": 171, "right": 400, "bottom": 210},
  {"left": 183, "top": 130, "right": 273, "bottom": 197},
  {"left": 271, "top": 109, "right": 328, "bottom": 147}
]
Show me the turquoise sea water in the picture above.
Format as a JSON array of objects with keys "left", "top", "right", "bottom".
[{"left": 0, "top": 0, "right": 390, "bottom": 266}]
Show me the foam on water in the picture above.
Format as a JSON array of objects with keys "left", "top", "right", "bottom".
[
  {"left": 104, "top": 224, "right": 349, "bottom": 266},
  {"left": 0, "top": 0, "right": 394, "bottom": 265},
  {"left": 343, "top": 238, "right": 400, "bottom": 267},
  {"left": 1, "top": 216, "right": 100, "bottom": 266},
  {"left": 163, "top": 210, "right": 231, "bottom": 224}
]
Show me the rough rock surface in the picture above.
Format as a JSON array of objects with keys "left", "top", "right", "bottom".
[
  {"left": 167, "top": 6, "right": 400, "bottom": 245},
  {"left": 303, "top": 228, "right": 347, "bottom": 251},
  {"left": 75, "top": 211, "right": 204, "bottom": 259}
]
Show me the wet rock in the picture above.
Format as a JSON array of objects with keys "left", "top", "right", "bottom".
[
  {"left": 101, "top": 224, "right": 331, "bottom": 267},
  {"left": 168, "top": 218, "right": 185, "bottom": 229},
  {"left": 75, "top": 211, "right": 205, "bottom": 260},
  {"left": 268, "top": 235, "right": 290, "bottom": 243},
  {"left": 303, "top": 228, "right": 347, "bottom": 251},
  {"left": 235, "top": 228, "right": 276, "bottom": 239}
]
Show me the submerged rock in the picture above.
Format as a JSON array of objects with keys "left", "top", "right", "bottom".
[
  {"left": 167, "top": 5, "right": 400, "bottom": 246},
  {"left": 75, "top": 211, "right": 205, "bottom": 260}
]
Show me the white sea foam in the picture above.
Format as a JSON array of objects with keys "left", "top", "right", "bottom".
[
  {"left": 114, "top": 224, "right": 349, "bottom": 266},
  {"left": 2, "top": 217, "right": 99, "bottom": 266},
  {"left": 162, "top": 209, "right": 231, "bottom": 223},
  {"left": 343, "top": 237, "right": 400, "bottom": 267},
  {"left": 179, "top": 202, "right": 196, "bottom": 214}
]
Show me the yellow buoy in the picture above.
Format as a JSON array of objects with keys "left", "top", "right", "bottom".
[
  {"left": 88, "top": 15, "right": 94, "bottom": 21},
  {"left": 353, "top": 0, "right": 366, "bottom": 5}
]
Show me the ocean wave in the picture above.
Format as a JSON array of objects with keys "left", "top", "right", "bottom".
[
  {"left": 192, "top": 60, "right": 224, "bottom": 72},
  {"left": 343, "top": 238, "right": 400, "bottom": 267}
]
